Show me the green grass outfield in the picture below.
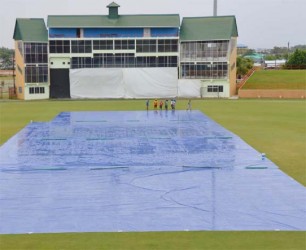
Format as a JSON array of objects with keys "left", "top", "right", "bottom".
[
  {"left": 0, "top": 99, "right": 305, "bottom": 250},
  {"left": 242, "top": 70, "right": 306, "bottom": 89}
]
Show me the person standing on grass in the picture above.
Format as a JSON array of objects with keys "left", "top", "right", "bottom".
[
  {"left": 165, "top": 99, "right": 168, "bottom": 110},
  {"left": 171, "top": 99, "right": 174, "bottom": 110},
  {"left": 146, "top": 99, "right": 149, "bottom": 110},
  {"left": 187, "top": 99, "right": 191, "bottom": 111},
  {"left": 159, "top": 100, "right": 163, "bottom": 110},
  {"left": 153, "top": 99, "right": 158, "bottom": 109},
  {"left": 171, "top": 99, "right": 176, "bottom": 110}
]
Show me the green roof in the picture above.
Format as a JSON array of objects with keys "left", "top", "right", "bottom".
[
  {"left": 13, "top": 18, "right": 48, "bottom": 42},
  {"left": 47, "top": 14, "right": 180, "bottom": 28},
  {"left": 107, "top": 2, "right": 120, "bottom": 8},
  {"left": 180, "top": 16, "right": 238, "bottom": 41}
]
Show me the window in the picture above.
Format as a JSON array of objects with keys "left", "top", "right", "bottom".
[
  {"left": 29, "top": 87, "right": 45, "bottom": 94},
  {"left": 49, "top": 40, "right": 70, "bottom": 53},
  {"left": 136, "top": 40, "right": 157, "bottom": 53},
  {"left": 207, "top": 85, "right": 224, "bottom": 93},
  {"left": 25, "top": 66, "right": 48, "bottom": 83},
  {"left": 181, "top": 62, "right": 227, "bottom": 79},
  {"left": 71, "top": 57, "right": 92, "bottom": 69},
  {"left": 71, "top": 54, "right": 177, "bottom": 69},
  {"left": 24, "top": 43, "right": 48, "bottom": 63},
  {"left": 93, "top": 40, "right": 113, "bottom": 50},
  {"left": 114, "top": 40, "right": 135, "bottom": 50},
  {"left": 18, "top": 87, "right": 22, "bottom": 93},
  {"left": 71, "top": 40, "right": 92, "bottom": 53},
  {"left": 158, "top": 39, "right": 178, "bottom": 52},
  {"left": 180, "top": 41, "right": 229, "bottom": 61}
]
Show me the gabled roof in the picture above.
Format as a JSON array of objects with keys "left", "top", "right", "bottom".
[
  {"left": 13, "top": 18, "right": 48, "bottom": 42},
  {"left": 47, "top": 14, "right": 180, "bottom": 28},
  {"left": 107, "top": 2, "right": 120, "bottom": 8},
  {"left": 180, "top": 16, "right": 238, "bottom": 41}
]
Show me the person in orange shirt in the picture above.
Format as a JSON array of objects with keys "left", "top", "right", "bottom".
[{"left": 153, "top": 99, "right": 158, "bottom": 109}]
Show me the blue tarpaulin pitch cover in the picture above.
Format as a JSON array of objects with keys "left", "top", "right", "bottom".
[{"left": 0, "top": 111, "right": 305, "bottom": 234}]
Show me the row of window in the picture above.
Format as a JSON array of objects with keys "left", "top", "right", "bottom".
[
  {"left": 29, "top": 87, "right": 45, "bottom": 94},
  {"left": 22, "top": 40, "right": 230, "bottom": 65},
  {"left": 25, "top": 86, "right": 223, "bottom": 95},
  {"left": 49, "top": 39, "right": 179, "bottom": 54},
  {"left": 24, "top": 43, "right": 48, "bottom": 64},
  {"left": 26, "top": 86, "right": 222, "bottom": 94},
  {"left": 71, "top": 54, "right": 178, "bottom": 69},
  {"left": 180, "top": 41, "right": 229, "bottom": 61},
  {"left": 18, "top": 86, "right": 46, "bottom": 95},
  {"left": 24, "top": 43, "right": 48, "bottom": 54},
  {"left": 181, "top": 62, "right": 228, "bottom": 79},
  {"left": 25, "top": 66, "right": 48, "bottom": 83},
  {"left": 207, "top": 85, "right": 224, "bottom": 93}
]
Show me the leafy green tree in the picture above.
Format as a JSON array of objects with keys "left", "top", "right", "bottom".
[
  {"left": 243, "top": 49, "right": 256, "bottom": 56},
  {"left": 271, "top": 46, "right": 288, "bottom": 55},
  {"left": 264, "top": 54, "right": 285, "bottom": 60},
  {"left": 236, "top": 56, "right": 253, "bottom": 78},
  {"left": 0, "top": 47, "right": 14, "bottom": 69},
  {"left": 292, "top": 45, "right": 306, "bottom": 51},
  {"left": 286, "top": 49, "right": 306, "bottom": 65}
]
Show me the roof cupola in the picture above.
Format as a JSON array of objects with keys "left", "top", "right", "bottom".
[{"left": 107, "top": 2, "right": 120, "bottom": 19}]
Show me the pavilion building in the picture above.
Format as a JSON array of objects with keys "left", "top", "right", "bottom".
[{"left": 13, "top": 2, "right": 238, "bottom": 100}]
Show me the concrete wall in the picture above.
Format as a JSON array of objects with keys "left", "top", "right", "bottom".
[
  {"left": 238, "top": 89, "right": 306, "bottom": 99},
  {"left": 14, "top": 41, "right": 25, "bottom": 100},
  {"left": 0, "top": 70, "right": 14, "bottom": 76},
  {"left": 229, "top": 37, "right": 237, "bottom": 97}
]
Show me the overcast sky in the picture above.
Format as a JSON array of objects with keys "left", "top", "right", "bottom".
[{"left": 0, "top": 0, "right": 305, "bottom": 49}]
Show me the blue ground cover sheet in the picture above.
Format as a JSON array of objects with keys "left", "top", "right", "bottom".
[{"left": 0, "top": 110, "right": 305, "bottom": 234}]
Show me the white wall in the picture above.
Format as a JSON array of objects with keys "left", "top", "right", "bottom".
[{"left": 24, "top": 85, "right": 49, "bottom": 100}]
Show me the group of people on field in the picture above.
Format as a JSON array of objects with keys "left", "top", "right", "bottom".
[{"left": 146, "top": 99, "right": 191, "bottom": 111}]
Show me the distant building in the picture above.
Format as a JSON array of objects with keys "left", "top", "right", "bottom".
[
  {"left": 237, "top": 44, "right": 248, "bottom": 56},
  {"left": 243, "top": 53, "right": 264, "bottom": 67},
  {"left": 264, "top": 59, "right": 286, "bottom": 69},
  {"left": 13, "top": 2, "right": 238, "bottom": 100}
]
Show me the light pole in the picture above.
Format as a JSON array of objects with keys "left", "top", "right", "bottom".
[
  {"left": 214, "top": 0, "right": 217, "bottom": 16},
  {"left": 287, "top": 42, "right": 290, "bottom": 62}
]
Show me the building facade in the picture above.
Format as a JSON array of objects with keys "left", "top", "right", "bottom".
[
  {"left": 13, "top": 2, "right": 238, "bottom": 100},
  {"left": 13, "top": 19, "right": 49, "bottom": 100}
]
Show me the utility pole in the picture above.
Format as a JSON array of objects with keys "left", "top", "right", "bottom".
[
  {"left": 214, "top": 0, "right": 217, "bottom": 16},
  {"left": 287, "top": 42, "right": 290, "bottom": 62}
]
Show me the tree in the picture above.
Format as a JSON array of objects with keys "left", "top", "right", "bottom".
[
  {"left": 286, "top": 49, "right": 306, "bottom": 66},
  {"left": 264, "top": 54, "right": 285, "bottom": 60},
  {"left": 236, "top": 56, "right": 253, "bottom": 78},
  {"left": 243, "top": 49, "right": 256, "bottom": 56},
  {"left": 0, "top": 47, "right": 14, "bottom": 69},
  {"left": 270, "top": 46, "right": 288, "bottom": 55}
]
